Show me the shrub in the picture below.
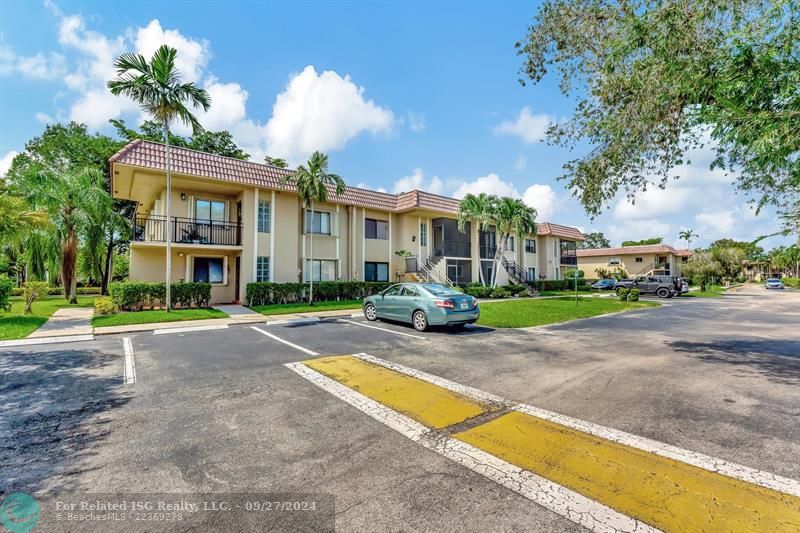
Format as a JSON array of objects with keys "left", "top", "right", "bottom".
[
  {"left": 628, "top": 288, "right": 640, "bottom": 301},
  {"left": 22, "top": 281, "right": 49, "bottom": 314},
  {"left": 617, "top": 288, "right": 630, "bottom": 301},
  {"left": 94, "top": 296, "right": 116, "bottom": 316},
  {"left": 490, "top": 287, "right": 512, "bottom": 299},
  {"left": 245, "top": 281, "right": 392, "bottom": 306},
  {"left": 10, "top": 286, "right": 101, "bottom": 296},
  {"left": 0, "top": 275, "right": 12, "bottom": 312},
  {"left": 505, "top": 284, "right": 528, "bottom": 296},
  {"left": 110, "top": 281, "right": 211, "bottom": 311},
  {"left": 537, "top": 279, "right": 592, "bottom": 292},
  {"left": 463, "top": 284, "right": 491, "bottom": 298}
]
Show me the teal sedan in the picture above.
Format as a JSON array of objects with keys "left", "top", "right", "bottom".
[{"left": 363, "top": 283, "right": 479, "bottom": 331}]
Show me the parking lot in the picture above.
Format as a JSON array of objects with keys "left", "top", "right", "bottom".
[{"left": 2, "top": 285, "right": 799, "bottom": 531}]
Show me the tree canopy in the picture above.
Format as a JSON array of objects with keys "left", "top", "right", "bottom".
[
  {"left": 578, "top": 231, "right": 611, "bottom": 249},
  {"left": 111, "top": 119, "right": 250, "bottom": 160},
  {"left": 707, "top": 238, "right": 766, "bottom": 261},
  {"left": 621, "top": 237, "right": 663, "bottom": 247},
  {"left": 517, "top": 0, "right": 800, "bottom": 217}
]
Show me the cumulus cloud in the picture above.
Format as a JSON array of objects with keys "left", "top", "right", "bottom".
[
  {"left": 265, "top": 66, "right": 394, "bottom": 164},
  {"left": 35, "top": 112, "right": 54, "bottom": 124},
  {"left": 607, "top": 219, "right": 673, "bottom": 244},
  {"left": 393, "top": 168, "right": 444, "bottom": 195},
  {"left": 0, "top": 150, "right": 18, "bottom": 176},
  {"left": 493, "top": 106, "right": 552, "bottom": 143},
  {"left": 0, "top": 45, "right": 65, "bottom": 79},
  {"left": 514, "top": 154, "right": 527, "bottom": 171},
  {"left": 522, "top": 184, "right": 558, "bottom": 222},
  {"left": 356, "top": 182, "right": 387, "bottom": 193},
  {"left": 451, "top": 173, "right": 519, "bottom": 199},
  {"left": 406, "top": 111, "right": 426, "bottom": 132}
]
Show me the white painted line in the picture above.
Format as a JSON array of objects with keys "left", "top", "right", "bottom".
[
  {"left": 339, "top": 319, "right": 425, "bottom": 340},
  {"left": 153, "top": 324, "right": 229, "bottom": 335},
  {"left": 251, "top": 326, "right": 319, "bottom": 356},
  {"left": 285, "top": 361, "right": 654, "bottom": 533},
  {"left": 353, "top": 353, "right": 800, "bottom": 499},
  {"left": 0, "top": 334, "right": 94, "bottom": 348},
  {"left": 122, "top": 337, "right": 136, "bottom": 385}
]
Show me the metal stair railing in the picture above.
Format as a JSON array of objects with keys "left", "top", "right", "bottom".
[
  {"left": 501, "top": 256, "right": 537, "bottom": 290},
  {"left": 422, "top": 247, "right": 453, "bottom": 287}
]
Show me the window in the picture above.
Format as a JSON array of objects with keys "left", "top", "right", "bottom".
[
  {"left": 193, "top": 257, "right": 224, "bottom": 284},
  {"left": 195, "top": 199, "right": 226, "bottom": 222},
  {"left": 304, "top": 259, "right": 336, "bottom": 281},
  {"left": 401, "top": 285, "right": 419, "bottom": 297},
  {"left": 305, "top": 210, "right": 331, "bottom": 235},
  {"left": 384, "top": 284, "right": 402, "bottom": 296},
  {"left": 365, "top": 218, "right": 388, "bottom": 240},
  {"left": 507, "top": 236, "right": 515, "bottom": 252},
  {"left": 525, "top": 239, "right": 536, "bottom": 253},
  {"left": 258, "top": 201, "right": 271, "bottom": 233},
  {"left": 364, "top": 261, "right": 389, "bottom": 282},
  {"left": 608, "top": 256, "right": 621, "bottom": 266},
  {"left": 527, "top": 267, "right": 536, "bottom": 280},
  {"left": 419, "top": 222, "right": 428, "bottom": 247},
  {"left": 635, "top": 257, "right": 643, "bottom": 263},
  {"left": 256, "top": 256, "right": 270, "bottom": 282}
]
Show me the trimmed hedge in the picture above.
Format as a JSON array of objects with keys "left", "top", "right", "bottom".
[
  {"left": 10, "top": 286, "right": 102, "bottom": 296},
  {"left": 537, "top": 279, "right": 591, "bottom": 291},
  {"left": 110, "top": 281, "right": 211, "bottom": 311},
  {"left": 246, "top": 281, "right": 392, "bottom": 306},
  {"left": 782, "top": 277, "right": 800, "bottom": 288},
  {"left": 94, "top": 296, "right": 116, "bottom": 316},
  {"left": 617, "top": 288, "right": 640, "bottom": 302},
  {"left": 0, "top": 275, "right": 12, "bottom": 311}
]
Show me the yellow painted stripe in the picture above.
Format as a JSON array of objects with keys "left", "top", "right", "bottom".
[
  {"left": 303, "top": 355, "right": 490, "bottom": 429},
  {"left": 455, "top": 411, "right": 800, "bottom": 532}
]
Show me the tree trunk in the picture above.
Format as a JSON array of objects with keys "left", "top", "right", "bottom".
[
  {"left": 308, "top": 201, "right": 314, "bottom": 305},
  {"left": 101, "top": 235, "right": 115, "bottom": 295},
  {"left": 164, "top": 120, "right": 172, "bottom": 311},
  {"left": 62, "top": 228, "right": 78, "bottom": 304},
  {"left": 491, "top": 232, "right": 507, "bottom": 288}
]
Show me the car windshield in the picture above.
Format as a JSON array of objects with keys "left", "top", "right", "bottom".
[
  {"left": 767, "top": 279, "right": 781, "bottom": 283},
  {"left": 421, "top": 284, "right": 461, "bottom": 297}
]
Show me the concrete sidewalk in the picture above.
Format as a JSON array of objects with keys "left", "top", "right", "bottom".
[{"left": 27, "top": 307, "right": 94, "bottom": 338}]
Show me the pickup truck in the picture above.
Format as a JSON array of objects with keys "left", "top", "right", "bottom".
[{"left": 615, "top": 275, "right": 687, "bottom": 298}]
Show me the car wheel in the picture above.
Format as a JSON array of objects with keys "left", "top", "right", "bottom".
[
  {"left": 364, "top": 303, "right": 378, "bottom": 321},
  {"left": 656, "top": 287, "right": 670, "bottom": 298},
  {"left": 412, "top": 310, "right": 428, "bottom": 332}
]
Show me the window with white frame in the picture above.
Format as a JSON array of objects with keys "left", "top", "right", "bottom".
[
  {"left": 364, "top": 262, "right": 389, "bottom": 282},
  {"left": 635, "top": 256, "right": 643, "bottom": 263},
  {"left": 419, "top": 222, "right": 428, "bottom": 247},
  {"left": 304, "top": 259, "right": 336, "bottom": 281},
  {"left": 525, "top": 239, "right": 536, "bottom": 253},
  {"left": 305, "top": 210, "right": 331, "bottom": 235},
  {"left": 608, "top": 256, "right": 621, "bottom": 266},
  {"left": 527, "top": 267, "right": 536, "bottom": 280},
  {"left": 507, "top": 236, "right": 515, "bottom": 252},
  {"left": 258, "top": 201, "right": 271, "bottom": 233},
  {"left": 256, "top": 256, "right": 270, "bottom": 282},
  {"left": 365, "top": 218, "right": 389, "bottom": 240},
  {"left": 193, "top": 257, "right": 225, "bottom": 284},
  {"left": 195, "top": 199, "right": 226, "bottom": 222}
]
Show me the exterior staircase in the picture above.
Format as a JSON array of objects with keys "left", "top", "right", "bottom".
[
  {"left": 501, "top": 257, "right": 538, "bottom": 294},
  {"left": 405, "top": 248, "right": 454, "bottom": 287}
]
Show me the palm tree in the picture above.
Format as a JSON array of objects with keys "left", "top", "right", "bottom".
[
  {"left": 679, "top": 229, "right": 699, "bottom": 250},
  {"left": 280, "top": 152, "right": 345, "bottom": 304},
  {"left": 457, "top": 193, "right": 497, "bottom": 285},
  {"left": 491, "top": 197, "right": 537, "bottom": 287},
  {"left": 16, "top": 167, "right": 109, "bottom": 303},
  {"left": 108, "top": 45, "right": 210, "bottom": 310}
]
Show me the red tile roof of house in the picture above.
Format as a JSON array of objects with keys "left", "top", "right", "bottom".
[
  {"left": 110, "top": 140, "right": 585, "bottom": 240},
  {"left": 576, "top": 244, "right": 693, "bottom": 258}
]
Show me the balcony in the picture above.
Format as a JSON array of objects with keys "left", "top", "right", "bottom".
[
  {"left": 440, "top": 240, "right": 472, "bottom": 258},
  {"left": 560, "top": 255, "right": 578, "bottom": 266},
  {"left": 133, "top": 215, "right": 242, "bottom": 246}
]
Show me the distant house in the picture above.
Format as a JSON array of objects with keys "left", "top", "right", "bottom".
[{"left": 577, "top": 244, "right": 692, "bottom": 279}]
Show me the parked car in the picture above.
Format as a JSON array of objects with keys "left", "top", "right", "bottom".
[
  {"left": 765, "top": 278, "right": 785, "bottom": 290},
  {"left": 363, "top": 283, "right": 479, "bottom": 331},
  {"left": 591, "top": 279, "right": 617, "bottom": 290},
  {"left": 615, "top": 275, "right": 682, "bottom": 298}
]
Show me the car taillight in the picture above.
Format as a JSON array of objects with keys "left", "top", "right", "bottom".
[{"left": 435, "top": 299, "right": 454, "bottom": 309}]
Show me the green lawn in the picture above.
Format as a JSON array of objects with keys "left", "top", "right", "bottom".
[
  {"left": 0, "top": 296, "right": 96, "bottom": 340},
  {"left": 251, "top": 299, "right": 363, "bottom": 316},
  {"left": 682, "top": 285, "right": 726, "bottom": 298},
  {"left": 92, "top": 308, "right": 228, "bottom": 328},
  {"left": 538, "top": 290, "right": 599, "bottom": 297},
  {"left": 477, "top": 296, "right": 659, "bottom": 328}
]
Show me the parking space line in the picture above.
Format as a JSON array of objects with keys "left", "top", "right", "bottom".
[
  {"left": 338, "top": 319, "right": 426, "bottom": 339},
  {"left": 153, "top": 324, "right": 229, "bottom": 335},
  {"left": 250, "top": 326, "right": 319, "bottom": 356},
  {"left": 123, "top": 337, "right": 136, "bottom": 385}
]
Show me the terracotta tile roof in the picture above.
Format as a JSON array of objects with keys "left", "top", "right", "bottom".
[
  {"left": 110, "top": 140, "right": 585, "bottom": 239},
  {"left": 576, "top": 244, "right": 693, "bottom": 258}
]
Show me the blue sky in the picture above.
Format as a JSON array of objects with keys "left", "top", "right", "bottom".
[{"left": 0, "top": 0, "right": 790, "bottom": 250}]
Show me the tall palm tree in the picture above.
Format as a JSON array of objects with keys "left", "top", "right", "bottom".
[
  {"left": 280, "top": 152, "right": 345, "bottom": 304},
  {"left": 16, "top": 167, "right": 109, "bottom": 303},
  {"left": 457, "top": 193, "right": 497, "bottom": 285},
  {"left": 108, "top": 45, "right": 210, "bottom": 310},
  {"left": 679, "top": 229, "right": 698, "bottom": 250},
  {"left": 491, "top": 197, "right": 537, "bottom": 287}
]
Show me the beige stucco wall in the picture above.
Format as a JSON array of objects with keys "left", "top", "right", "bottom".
[{"left": 578, "top": 253, "right": 682, "bottom": 278}]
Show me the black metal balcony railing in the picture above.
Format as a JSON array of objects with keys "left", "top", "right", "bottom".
[
  {"left": 479, "top": 244, "right": 497, "bottom": 259},
  {"left": 560, "top": 255, "right": 578, "bottom": 265},
  {"left": 133, "top": 215, "right": 242, "bottom": 246},
  {"left": 439, "top": 240, "right": 472, "bottom": 258}
]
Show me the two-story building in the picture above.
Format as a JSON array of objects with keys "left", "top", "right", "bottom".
[
  {"left": 577, "top": 244, "right": 692, "bottom": 279},
  {"left": 110, "top": 140, "right": 585, "bottom": 304}
]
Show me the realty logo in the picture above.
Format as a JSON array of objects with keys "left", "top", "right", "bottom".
[{"left": 0, "top": 492, "right": 40, "bottom": 533}]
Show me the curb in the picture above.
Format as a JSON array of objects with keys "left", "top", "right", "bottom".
[{"left": 0, "top": 334, "right": 95, "bottom": 349}]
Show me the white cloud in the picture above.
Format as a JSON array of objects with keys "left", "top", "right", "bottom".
[
  {"left": 0, "top": 150, "right": 18, "bottom": 176},
  {"left": 612, "top": 185, "right": 695, "bottom": 221},
  {"left": 493, "top": 106, "right": 552, "bottom": 143},
  {"left": 133, "top": 19, "right": 210, "bottom": 83},
  {"left": 451, "top": 173, "right": 519, "bottom": 199},
  {"left": 0, "top": 44, "right": 65, "bottom": 80},
  {"left": 695, "top": 210, "right": 736, "bottom": 236},
  {"left": 406, "top": 111, "right": 426, "bottom": 132},
  {"left": 35, "top": 112, "right": 54, "bottom": 124},
  {"left": 514, "top": 154, "right": 527, "bottom": 171},
  {"left": 607, "top": 219, "right": 673, "bottom": 245},
  {"left": 198, "top": 78, "right": 248, "bottom": 130},
  {"left": 393, "top": 168, "right": 444, "bottom": 195},
  {"left": 265, "top": 65, "right": 394, "bottom": 164},
  {"left": 522, "top": 184, "right": 558, "bottom": 221},
  {"left": 356, "top": 182, "right": 387, "bottom": 193}
]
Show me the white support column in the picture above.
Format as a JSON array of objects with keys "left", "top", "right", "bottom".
[
  {"left": 270, "top": 190, "right": 276, "bottom": 281},
  {"left": 336, "top": 204, "right": 341, "bottom": 277},
  {"left": 388, "top": 213, "right": 393, "bottom": 278},
  {"left": 417, "top": 216, "right": 422, "bottom": 259},
  {"left": 252, "top": 188, "right": 259, "bottom": 281},
  {"left": 361, "top": 208, "right": 366, "bottom": 281}
]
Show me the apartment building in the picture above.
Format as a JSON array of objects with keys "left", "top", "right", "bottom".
[
  {"left": 110, "top": 140, "right": 585, "bottom": 304},
  {"left": 577, "top": 244, "right": 692, "bottom": 279}
]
